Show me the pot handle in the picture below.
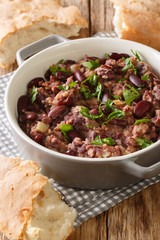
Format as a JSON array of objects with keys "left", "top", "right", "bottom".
[
  {"left": 16, "top": 34, "right": 69, "bottom": 66},
  {"left": 121, "top": 160, "right": 160, "bottom": 179}
]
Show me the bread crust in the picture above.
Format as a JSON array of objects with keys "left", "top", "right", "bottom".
[
  {"left": 111, "top": 0, "right": 160, "bottom": 50},
  {"left": 0, "top": 0, "right": 88, "bottom": 69},
  {"left": 0, "top": 156, "right": 48, "bottom": 240},
  {"left": 0, "top": 0, "right": 87, "bottom": 47}
]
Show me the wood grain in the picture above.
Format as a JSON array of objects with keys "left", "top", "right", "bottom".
[
  {"left": 108, "top": 183, "right": 160, "bottom": 240},
  {"left": 90, "top": 0, "right": 115, "bottom": 35},
  {"left": 0, "top": 1, "right": 160, "bottom": 240}
]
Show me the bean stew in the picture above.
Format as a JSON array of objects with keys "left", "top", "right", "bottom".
[{"left": 17, "top": 51, "right": 160, "bottom": 158}]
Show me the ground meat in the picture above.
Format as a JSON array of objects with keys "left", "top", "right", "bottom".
[{"left": 17, "top": 51, "right": 160, "bottom": 158}]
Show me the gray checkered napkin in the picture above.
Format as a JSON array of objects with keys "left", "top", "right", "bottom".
[{"left": 0, "top": 33, "right": 160, "bottom": 228}]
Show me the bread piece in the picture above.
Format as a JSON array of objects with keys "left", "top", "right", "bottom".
[
  {"left": 0, "top": 156, "right": 77, "bottom": 240},
  {"left": 0, "top": 0, "right": 88, "bottom": 69},
  {"left": 111, "top": 0, "right": 160, "bottom": 13},
  {"left": 111, "top": 0, "right": 160, "bottom": 50}
]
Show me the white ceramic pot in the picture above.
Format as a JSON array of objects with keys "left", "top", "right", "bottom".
[{"left": 5, "top": 35, "right": 160, "bottom": 189}]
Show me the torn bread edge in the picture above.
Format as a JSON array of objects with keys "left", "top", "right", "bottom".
[{"left": 0, "top": 156, "right": 77, "bottom": 240}]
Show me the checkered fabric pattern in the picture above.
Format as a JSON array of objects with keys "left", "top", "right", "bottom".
[{"left": 0, "top": 34, "right": 160, "bottom": 228}]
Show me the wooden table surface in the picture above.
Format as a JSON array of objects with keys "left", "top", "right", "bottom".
[{"left": 0, "top": 1, "right": 159, "bottom": 239}]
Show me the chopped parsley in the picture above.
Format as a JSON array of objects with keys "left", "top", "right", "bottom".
[
  {"left": 105, "top": 53, "right": 111, "bottom": 59},
  {"left": 89, "top": 74, "right": 98, "bottom": 86},
  {"left": 58, "top": 59, "right": 65, "bottom": 64},
  {"left": 58, "top": 81, "right": 77, "bottom": 90},
  {"left": 49, "top": 65, "right": 70, "bottom": 75},
  {"left": 80, "top": 106, "right": 103, "bottom": 119},
  {"left": 30, "top": 86, "right": 38, "bottom": 103},
  {"left": 103, "top": 109, "right": 125, "bottom": 124},
  {"left": 90, "top": 135, "right": 115, "bottom": 146},
  {"left": 80, "top": 74, "right": 102, "bottom": 100},
  {"left": 60, "top": 124, "right": 73, "bottom": 140},
  {"left": 136, "top": 137, "right": 153, "bottom": 149},
  {"left": 80, "top": 84, "right": 93, "bottom": 99},
  {"left": 82, "top": 59, "right": 100, "bottom": 70},
  {"left": 123, "top": 84, "right": 139, "bottom": 105},
  {"left": 99, "top": 100, "right": 125, "bottom": 124},
  {"left": 135, "top": 119, "right": 151, "bottom": 125},
  {"left": 95, "top": 82, "right": 103, "bottom": 101},
  {"left": 141, "top": 73, "right": 150, "bottom": 81},
  {"left": 80, "top": 74, "right": 96, "bottom": 99},
  {"left": 87, "top": 124, "right": 93, "bottom": 128},
  {"left": 121, "top": 58, "right": 137, "bottom": 74},
  {"left": 131, "top": 49, "right": 142, "bottom": 62}
]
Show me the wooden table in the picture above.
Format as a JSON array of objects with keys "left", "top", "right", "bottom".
[{"left": 0, "top": 1, "right": 159, "bottom": 239}]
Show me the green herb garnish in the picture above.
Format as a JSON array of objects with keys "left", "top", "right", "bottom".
[
  {"left": 121, "top": 58, "right": 137, "bottom": 74},
  {"left": 58, "top": 59, "right": 65, "bottom": 64},
  {"left": 135, "top": 119, "right": 151, "bottom": 125},
  {"left": 107, "top": 110, "right": 125, "bottom": 122},
  {"left": 137, "top": 85, "right": 142, "bottom": 91},
  {"left": 60, "top": 124, "right": 73, "bottom": 140},
  {"left": 82, "top": 59, "right": 100, "bottom": 70},
  {"left": 49, "top": 65, "right": 70, "bottom": 75},
  {"left": 30, "top": 86, "right": 38, "bottom": 103},
  {"left": 80, "top": 106, "right": 103, "bottom": 119},
  {"left": 100, "top": 100, "right": 125, "bottom": 124},
  {"left": 131, "top": 49, "right": 142, "bottom": 62},
  {"left": 58, "top": 81, "right": 77, "bottom": 90},
  {"left": 141, "top": 73, "right": 150, "bottom": 81},
  {"left": 80, "top": 74, "right": 99, "bottom": 99},
  {"left": 87, "top": 124, "right": 93, "bottom": 128},
  {"left": 101, "top": 137, "right": 116, "bottom": 146},
  {"left": 123, "top": 84, "right": 139, "bottom": 105},
  {"left": 105, "top": 53, "right": 111, "bottom": 59},
  {"left": 80, "top": 84, "right": 93, "bottom": 99},
  {"left": 95, "top": 82, "right": 103, "bottom": 101},
  {"left": 136, "top": 137, "right": 153, "bottom": 149},
  {"left": 89, "top": 74, "right": 98, "bottom": 86},
  {"left": 90, "top": 135, "right": 115, "bottom": 146}
]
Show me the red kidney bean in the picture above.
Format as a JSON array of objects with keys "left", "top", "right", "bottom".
[
  {"left": 65, "top": 150, "right": 76, "bottom": 156},
  {"left": 65, "top": 96, "right": 74, "bottom": 107},
  {"left": 68, "top": 130, "right": 81, "bottom": 141},
  {"left": 73, "top": 70, "right": 85, "bottom": 82},
  {"left": 48, "top": 105, "right": 66, "bottom": 119},
  {"left": 44, "top": 69, "right": 52, "bottom": 80},
  {"left": 27, "top": 77, "right": 44, "bottom": 89},
  {"left": 109, "top": 52, "right": 130, "bottom": 61},
  {"left": 102, "top": 90, "right": 111, "bottom": 102},
  {"left": 17, "top": 95, "right": 30, "bottom": 113},
  {"left": 26, "top": 112, "right": 37, "bottom": 121},
  {"left": 134, "top": 100, "right": 152, "bottom": 118},
  {"left": 55, "top": 71, "right": 70, "bottom": 82},
  {"left": 38, "top": 113, "right": 52, "bottom": 124},
  {"left": 129, "top": 74, "right": 145, "bottom": 87},
  {"left": 34, "top": 133, "right": 43, "bottom": 143}
]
